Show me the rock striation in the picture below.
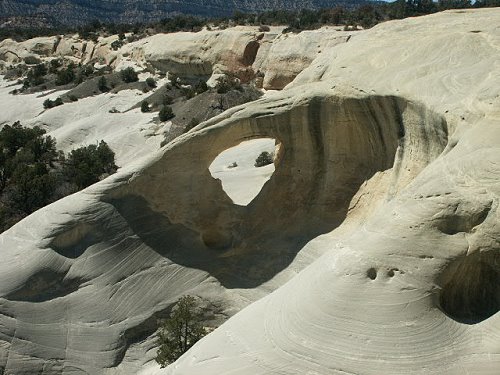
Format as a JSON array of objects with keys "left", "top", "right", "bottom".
[{"left": 0, "top": 8, "right": 499, "bottom": 375}]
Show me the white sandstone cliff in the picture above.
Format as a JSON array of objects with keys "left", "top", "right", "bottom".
[{"left": 0, "top": 9, "right": 498, "bottom": 375}]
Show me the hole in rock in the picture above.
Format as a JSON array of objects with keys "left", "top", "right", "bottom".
[
  {"left": 438, "top": 251, "right": 499, "bottom": 324},
  {"left": 209, "top": 138, "right": 281, "bottom": 206},
  {"left": 115, "top": 96, "right": 448, "bottom": 289},
  {"left": 367, "top": 268, "right": 377, "bottom": 280}
]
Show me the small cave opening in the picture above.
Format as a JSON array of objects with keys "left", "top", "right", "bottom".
[
  {"left": 208, "top": 138, "right": 281, "bottom": 206},
  {"left": 438, "top": 251, "right": 499, "bottom": 324}
]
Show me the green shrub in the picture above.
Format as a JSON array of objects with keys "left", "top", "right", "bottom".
[
  {"left": 82, "top": 64, "right": 94, "bottom": 76},
  {"left": 146, "top": 77, "right": 156, "bottom": 88},
  {"left": 120, "top": 67, "right": 138, "bottom": 83},
  {"left": 181, "top": 87, "right": 195, "bottom": 100},
  {"left": 215, "top": 76, "right": 242, "bottom": 94},
  {"left": 23, "top": 63, "right": 47, "bottom": 88},
  {"left": 98, "top": 76, "right": 109, "bottom": 92},
  {"left": 141, "top": 101, "right": 150, "bottom": 113},
  {"left": 254, "top": 151, "right": 273, "bottom": 167},
  {"left": 49, "top": 59, "right": 62, "bottom": 74},
  {"left": 55, "top": 65, "right": 75, "bottom": 86},
  {"left": 155, "top": 296, "right": 207, "bottom": 368},
  {"left": 43, "top": 98, "right": 53, "bottom": 109},
  {"left": 43, "top": 97, "right": 63, "bottom": 109},
  {"left": 110, "top": 39, "right": 123, "bottom": 51},
  {"left": 158, "top": 106, "right": 174, "bottom": 121},
  {"left": 0, "top": 122, "right": 58, "bottom": 230},
  {"left": 0, "top": 123, "right": 118, "bottom": 233},
  {"left": 194, "top": 80, "right": 208, "bottom": 94},
  {"left": 63, "top": 141, "right": 117, "bottom": 189},
  {"left": 32, "top": 63, "right": 47, "bottom": 78}
]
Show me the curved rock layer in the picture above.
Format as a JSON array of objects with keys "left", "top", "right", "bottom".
[
  {"left": 165, "top": 9, "right": 500, "bottom": 375},
  {"left": 0, "top": 91, "right": 447, "bottom": 373},
  {"left": 0, "top": 8, "right": 499, "bottom": 375},
  {"left": 110, "top": 93, "right": 448, "bottom": 281},
  {"left": 168, "top": 136, "right": 500, "bottom": 374}
]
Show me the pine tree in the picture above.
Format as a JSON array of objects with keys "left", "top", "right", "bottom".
[{"left": 155, "top": 295, "right": 207, "bottom": 367}]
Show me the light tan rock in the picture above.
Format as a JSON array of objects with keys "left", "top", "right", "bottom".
[
  {"left": 134, "top": 27, "right": 265, "bottom": 80},
  {"left": 0, "top": 36, "right": 57, "bottom": 64},
  {"left": 0, "top": 27, "right": 349, "bottom": 89},
  {"left": 253, "top": 27, "right": 350, "bottom": 89},
  {"left": 54, "top": 35, "right": 95, "bottom": 62},
  {"left": 162, "top": 9, "right": 500, "bottom": 375},
  {"left": 0, "top": 9, "right": 499, "bottom": 375},
  {"left": 120, "top": 26, "right": 348, "bottom": 87}
]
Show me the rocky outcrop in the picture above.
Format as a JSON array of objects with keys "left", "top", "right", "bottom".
[
  {"left": 253, "top": 28, "right": 350, "bottom": 89},
  {"left": 124, "top": 26, "right": 352, "bottom": 89},
  {"left": 0, "top": 36, "right": 58, "bottom": 64},
  {"left": 0, "top": 8, "right": 499, "bottom": 375},
  {"left": 0, "top": 27, "right": 351, "bottom": 90},
  {"left": 163, "top": 9, "right": 500, "bottom": 375},
  {"left": 136, "top": 28, "right": 264, "bottom": 79}
]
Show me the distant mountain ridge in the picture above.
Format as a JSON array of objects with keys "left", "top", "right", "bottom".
[{"left": 0, "top": 0, "right": 374, "bottom": 27}]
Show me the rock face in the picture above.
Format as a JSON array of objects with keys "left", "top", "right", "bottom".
[
  {"left": 0, "top": 27, "right": 350, "bottom": 90},
  {"left": 133, "top": 27, "right": 350, "bottom": 89},
  {"left": 0, "top": 8, "right": 499, "bottom": 375},
  {"left": 0, "top": 36, "right": 59, "bottom": 63}
]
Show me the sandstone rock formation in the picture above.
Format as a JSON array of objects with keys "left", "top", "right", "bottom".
[
  {"left": 0, "top": 26, "right": 351, "bottom": 90},
  {"left": 133, "top": 26, "right": 350, "bottom": 89},
  {"left": 0, "top": 36, "right": 58, "bottom": 64},
  {"left": 0, "top": 8, "right": 499, "bottom": 375}
]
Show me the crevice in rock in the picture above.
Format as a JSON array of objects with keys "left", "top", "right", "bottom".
[
  {"left": 241, "top": 40, "right": 260, "bottom": 66},
  {"left": 52, "top": 36, "right": 61, "bottom": 55}
]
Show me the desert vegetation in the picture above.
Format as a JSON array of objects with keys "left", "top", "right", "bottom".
[
  {"left": 254, "top": 151, "right": 274, "bottom": 167},
  {"left": 8, "top": 61, "right": 156, "bottom": 109},
  {"left": 155, "top": 295, "right": 207, "bottom": 367},
  {"left": 159, "top": 105, "right": 174, "bottom": 122},
  {"left": 0, "top": 122, "right": 117, "bottom": 232},
  {"left": 155, "top": 76, "right": 262, "bottom": 145},
  {"left": 19, "top": 61, "right": 96, "bottom": 92},
  {"left": 1, "top": 0, "right": 498, "bottom": 42}
]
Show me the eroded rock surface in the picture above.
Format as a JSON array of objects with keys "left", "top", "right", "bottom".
[
  {"left": 0, "top": 26, "right": 351, "bottom": 90},
  {"left": 0, "top": 8, "right": 499, "bottom": 375}
]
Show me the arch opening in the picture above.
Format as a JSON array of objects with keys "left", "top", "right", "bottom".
[{"left": 208, "top": 138, "right": 281, "bottom": 206}]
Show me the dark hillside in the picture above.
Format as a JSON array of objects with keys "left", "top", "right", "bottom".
[{"left": 0, "top": 0, "right": 374, "bottom": 27}]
